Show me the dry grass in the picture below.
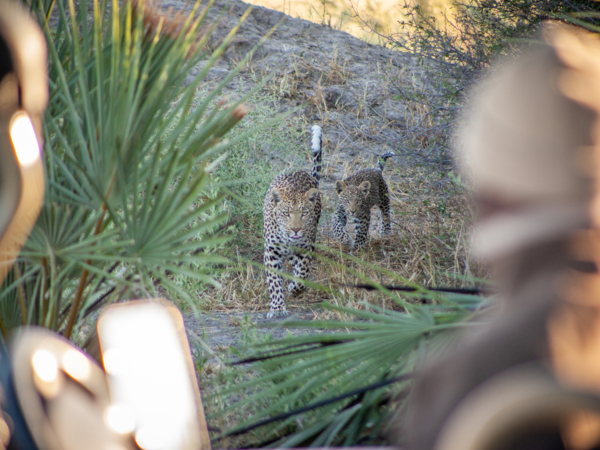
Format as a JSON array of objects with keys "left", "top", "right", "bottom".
[
  {"left": 196, "top": 157, "right": 484, "bottom": 318},
  {"left": 258, "top": 49, "right": 350, "bottom": 104},
  {"left": 245, "top": 0, "right": 454, "bottom": 44},
  {"left": 187, "top": 51, "right": 483, "bottom": 318},
  {"left": 195, "top": 160, "right": 482, "bottom": 446}
]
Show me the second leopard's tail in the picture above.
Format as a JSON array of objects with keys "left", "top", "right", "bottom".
[
  {"left": 377, "top": 151, "right": 395, "bottom": 172},
  {"left": 310, "top": 125, "right": 323, "bottom": 187}
]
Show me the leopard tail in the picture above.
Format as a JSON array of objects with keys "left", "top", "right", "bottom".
[
  {"left": 310, "top": 125, "right": 323, "bottom": 187},
  {"left": 377, "top": 151, "right": 395, "bottom": 172}
]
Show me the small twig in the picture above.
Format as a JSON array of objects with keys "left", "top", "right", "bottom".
[
  {"left": 346, "top": 283, "right": 486, "bottom": 295},
  {"left": 64, "top": 204, "right": 107, "bottom": 339}
]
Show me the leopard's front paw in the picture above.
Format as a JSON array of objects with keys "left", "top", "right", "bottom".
[
  {"left": 267, "top": 308, "right": 289, "bottom": 319},
  {"left": 334, "top": 229, "right": 352, "bottom": 247},
  {"left": 288, "top": 281, "right": 306, "bottom": 296},
  {"left": 341, "top": 236, "right": 353, "bottom": 247},
  {"left": 351, "top": 242, "right": 366, "bottom": 253},
  {"left": 335, "top": 237, "right": 353, "bottom": 252}
]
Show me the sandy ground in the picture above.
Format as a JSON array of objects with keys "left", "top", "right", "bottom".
[{"left": 184, "top": 310, "right": 319, "bottom": 352}]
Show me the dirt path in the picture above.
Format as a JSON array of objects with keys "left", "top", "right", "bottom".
[{"left": 184, "top": 310, "right": 319, "bottom": 352}]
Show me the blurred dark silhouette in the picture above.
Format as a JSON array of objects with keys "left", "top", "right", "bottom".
[{"left": 399, "top": 23, "right": 600, "bottom": 450}]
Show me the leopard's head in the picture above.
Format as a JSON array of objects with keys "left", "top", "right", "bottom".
[
  {"left": 335, "top": 180, "right": 371, "bottom": 216},
  {"left": 271, "top": 188, "right": 320, "bottom": 241}
]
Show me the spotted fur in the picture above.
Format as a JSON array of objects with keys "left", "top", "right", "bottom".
[
  {"left": 334, "top": 152, "right": 394, "bottom": 251},
  {"left": 263, "top": 126, "right": 323, "bottom": 319}
]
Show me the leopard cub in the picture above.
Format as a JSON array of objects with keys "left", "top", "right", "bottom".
[{"left": 333, "top": 152, "right": 394, "bottom": 251}]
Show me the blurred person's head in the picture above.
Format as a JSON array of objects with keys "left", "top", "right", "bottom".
[{"left": 455, "top": 24, "right": 600, "bottom": 293}]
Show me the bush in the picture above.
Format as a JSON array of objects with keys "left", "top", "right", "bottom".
[
  {"left": 361, "top": 0, "right": 600, "bottom": 83},
  {"left": 0, "top": 0, "right": 261, "bottom": 340},
  {"left": 206, "top": 261, "right": 486, "bottom": 447}
]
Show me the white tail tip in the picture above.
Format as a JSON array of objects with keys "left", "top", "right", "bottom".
[{"left": 311, "top": 125, "right": 322, "bottom": 152}]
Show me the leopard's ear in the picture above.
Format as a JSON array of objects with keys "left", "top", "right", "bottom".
[
  {"left": 359, "top": 181, "right": 371, "bottom": 196},
  {"left": 305, "top": 188, "right": 319, "bottom": 203},
  {"left": 335, "top": 180, "right": 345, "bottom": 195},
  {"left": 272, "top": 189, "right": 282, "bottom": 204}
]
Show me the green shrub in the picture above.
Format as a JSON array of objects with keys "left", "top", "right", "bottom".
[{"left": 0, "top": 0, "right": 262, "bottom": 340}]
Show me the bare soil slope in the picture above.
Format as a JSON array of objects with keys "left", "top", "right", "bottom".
[{"left": 164, "top": 0, "right": 443, "bottom": 180}]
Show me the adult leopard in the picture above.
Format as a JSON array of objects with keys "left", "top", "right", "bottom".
[
  {"left": 263, "top": 125, "right": 323, "bottom": 319},
  {"left": 333, "top": 152, "right": 394, "bottom": 251}
]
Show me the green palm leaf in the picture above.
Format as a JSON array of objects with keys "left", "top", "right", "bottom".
[
  {"left": 1, "top": 0, "right": 274, "bottom": 340},
  {"left": 210, "top": 284, "right": 487, "bottom": 446}
]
